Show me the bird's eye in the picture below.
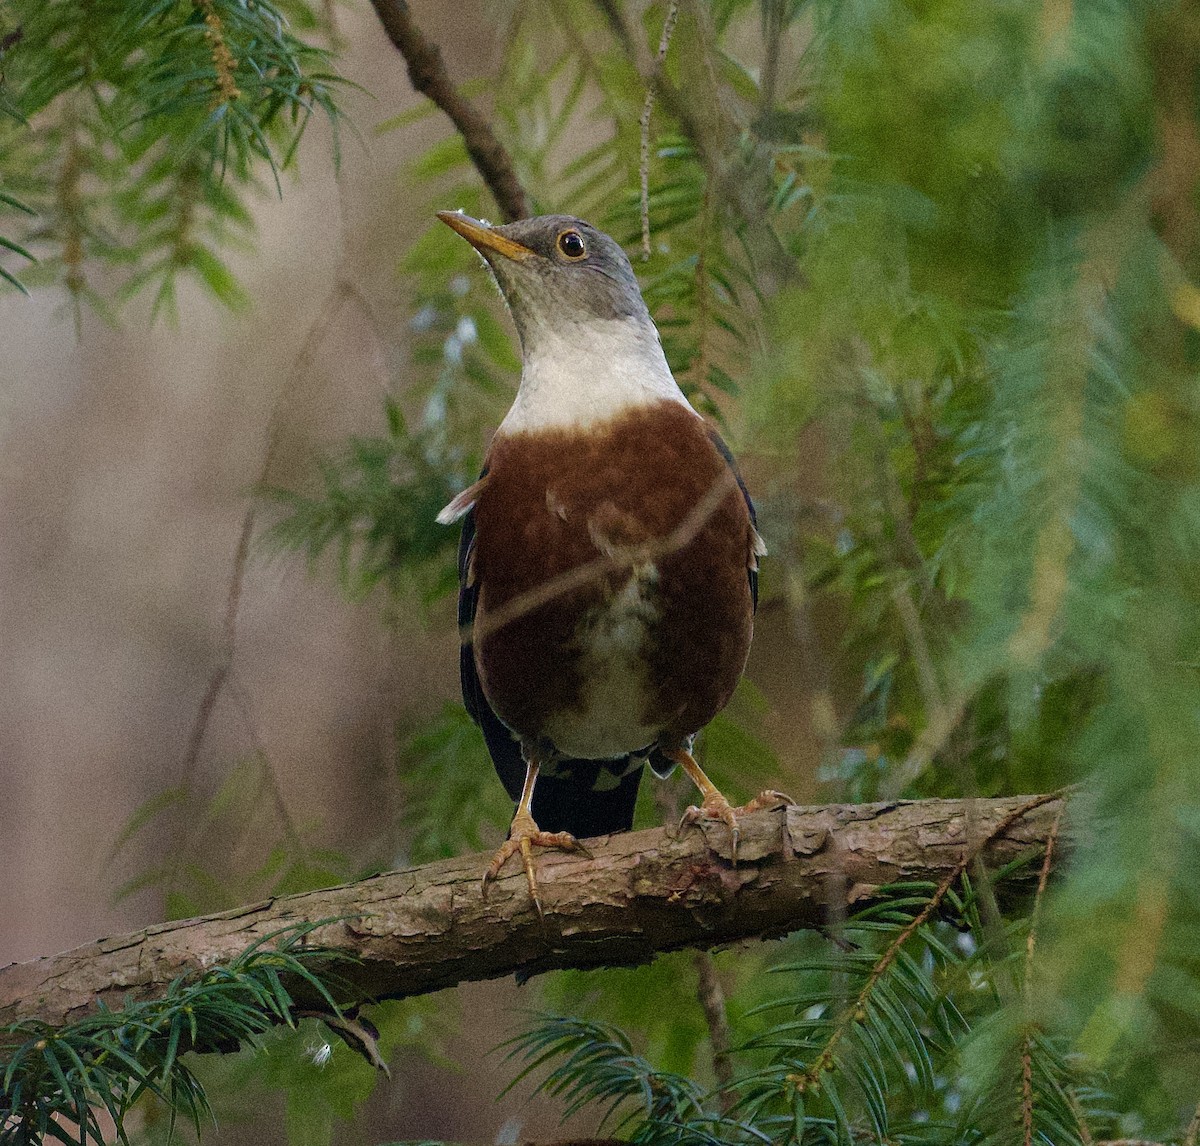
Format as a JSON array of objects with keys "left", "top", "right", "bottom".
[{"left": 557, "top": 229, "right": 587, "bottom": 260}]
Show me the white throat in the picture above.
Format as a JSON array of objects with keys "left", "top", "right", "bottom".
[{"left": 497, "top": 317, "right": 697, "bottom": 435}]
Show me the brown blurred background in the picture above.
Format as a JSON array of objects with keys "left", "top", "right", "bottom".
[{"left": 0, "top": 2, "right": 827, "bottom": 1139}]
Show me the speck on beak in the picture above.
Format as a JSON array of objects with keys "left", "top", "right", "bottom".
[{"left": 437, "top": 211, "right": 535, "bottom": 263}]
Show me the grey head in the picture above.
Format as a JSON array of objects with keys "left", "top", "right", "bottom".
[{"left": 436, "top": 211, "right": 651, "bottom": 354}]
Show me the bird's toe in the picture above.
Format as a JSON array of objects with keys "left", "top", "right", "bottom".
[
  {"left": 678, "top": 788, "right": 793, "bottom": 866},
  {"left": 481, "top": 819, "right": 590, "bottom": 917},
  {"left": 740, "top": 789, "right": 796, "bottom": 813}
]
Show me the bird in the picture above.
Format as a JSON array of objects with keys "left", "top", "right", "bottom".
[{"left": 435, "top": 209, "right": 790, "bottom": 913}]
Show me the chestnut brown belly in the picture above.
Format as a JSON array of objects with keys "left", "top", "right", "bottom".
[{"left": 469, "top": 400, "right": 754, "bottom": 758}]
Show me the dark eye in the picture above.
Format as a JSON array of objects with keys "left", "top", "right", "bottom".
[{"left": 557, "top": 229, "right": 586, "bottom": 259}]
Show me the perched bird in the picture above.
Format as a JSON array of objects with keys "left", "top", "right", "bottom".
[{"left": 436, "top": 210, "right": 789, "bottom": 911}]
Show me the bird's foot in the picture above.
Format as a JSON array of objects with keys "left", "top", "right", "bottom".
[
  {"left": 481, "top": 811, "right": 592, "bottom": 919},
  {"left": 679, "top": 789, "right": 794, "bottom": 865}
]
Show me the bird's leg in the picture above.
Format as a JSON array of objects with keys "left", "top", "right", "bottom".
[
  {"left": 482, "top": 755, "right": 592, "bottom": 918},
  {"left": 662, "top": 747, "right": 793, "bottom": 865}
]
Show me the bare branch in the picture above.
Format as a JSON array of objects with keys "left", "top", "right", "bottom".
[
  {"left": 693, "top": 951, "right": 734, "bottom": 1110},
  {"left": 639, "top": 0, "right": 679, "bottom": 259},
  {"left": 368, "top": 0, "right": 529, "bottom": 222},
  {"left": 167, "top": 281, "right": 365, "bottom": 888},
  {"left": 1, "top": 795, "right": 1064, "bottom": 1036}
]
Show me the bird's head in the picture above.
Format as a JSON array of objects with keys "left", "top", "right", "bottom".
[{"left": 436, "top": 211, "right": 651, "bottom": 355}]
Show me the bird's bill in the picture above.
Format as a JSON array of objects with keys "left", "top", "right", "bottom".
[{"left": 437, "top": 211, "right": 534, "bottom": 262}]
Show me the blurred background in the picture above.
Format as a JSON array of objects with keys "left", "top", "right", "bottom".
[{"left": 3, "top": 0, "right": 1200, "bottom": 1142}]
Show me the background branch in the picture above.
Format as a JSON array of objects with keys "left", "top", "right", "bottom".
[
  {"left": 1, "top": 795, "right": 1063, "bottom": 1037},
  {"left": 368, "top": 0, "right": 530, "bottom": 221}
]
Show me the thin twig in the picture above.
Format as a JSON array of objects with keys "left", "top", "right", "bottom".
[
  {"left": 591, "top": 0, "right": 635, "bottom": 53},
  {"left": 226, "top": 678, "right": 305, "bottom": 853},
  {"left": 368, "top": 0, "right": 529, "bottom": 222},
  {"left": 884, "top": 690, "right": 970, "bottom": 797},
  {"left": 174, "top": 509, "right": 254, "bottom": 798},
  {"left": 590, "top": 0, "right": 794, "bottom": 288},
  {"left": 1024, "top": 800, "right": 1065, "bottom": 983},
  {"left": 167, "top": 280, "right": 363, "bottom": 890},
  {"left": 693, "top": 951, "right": 735, "bottom": 1111},
  {"left": 890, "top": 578, "right": 946, "bottom": 722},
  {"left": 650, "top": 780, "right": 734, "bottom": 1109},
  {"left": 693, "top": 177, "right": 713, "bottom": 391},
  {"left": 759, "top": 0, "right": 784, "bottom": 113},
  {"left": 640, "top": 0, "right": 679, "bottom": 259}
]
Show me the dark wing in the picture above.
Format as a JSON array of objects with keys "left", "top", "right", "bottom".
[
  {"left": 456, "top": 488, "right": 524, "bottom": 794},
  {"left": 457, "top": 486, "right": 644, "bottom": 838},
  {"left": 707, "top": 429, "right": 761, "bottom": 611}
]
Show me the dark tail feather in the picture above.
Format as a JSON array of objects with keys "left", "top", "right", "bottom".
[{"left": 531, "top": 762, "right": 643, "bottom": 839}]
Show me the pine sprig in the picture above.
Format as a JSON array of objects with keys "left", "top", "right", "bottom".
[
  {"left": 512, "top": 858, "right": 1113, "bottom": 1146},
  {"left": 0, "top": 0, "right": 342, "bottom": 306},
  {"left": 261, "top": 400, "right": 459, "bottom": 603},
  {"left": 0, "top": 924, "right": 348, "bottom": 1145},
  {"left": 502, "top": 1016, "right": 710, "bottom": 1136}
]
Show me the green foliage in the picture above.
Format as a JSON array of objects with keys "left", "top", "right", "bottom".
[
  {"left": 0, "top": 0, "right": 340, "bottom": 305},
  {"left": 0, "top": 925, "right": 346, "bottom": 1145},
  {"left": 398, "top": 703, "right": 512, "bottom": 864},
  {"left": 263, "top": 399, "right": 460, "bottom": 604},
  {"left": 694, "top": 679, "right": 782, "bottom": 807},
  {"left": 130, "top": 995, "right": 454, "bottom": 1146},
  {"left": 543, "top": 954, "right": 718, "bottom": 1080},
  {"left": 111, "top": 753, "right": 358, "bottom": 920},
  {"left": 503, "top": 1016, "right": 715, "bottom": 1139},
  {"left": 517, "top": 879, "right": 1117, "bottom": 1145}
]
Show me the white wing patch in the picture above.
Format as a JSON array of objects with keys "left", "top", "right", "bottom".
[
  {"left": 750, "top": 525, "right": 768, "bottom": 569},
  {"left": 437, "top": 475, "right": 489, "bottom": 525}
]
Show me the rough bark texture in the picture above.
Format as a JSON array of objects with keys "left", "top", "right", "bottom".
[{"left": 0, "top": 796, "right": 1063, "bottom": 1035}]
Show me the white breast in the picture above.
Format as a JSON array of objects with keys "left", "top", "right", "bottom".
[{"left": 498, "top": 316, "right": 698, "bottom": 435}]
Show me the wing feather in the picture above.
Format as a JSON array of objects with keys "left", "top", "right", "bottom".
[{"left": 707, "top": 429, "right": 762, "bottom": 611}]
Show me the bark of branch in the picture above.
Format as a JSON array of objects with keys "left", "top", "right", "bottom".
[
  {"left": 0, "top": 796, "right": 1063, "bottom": 1036},
  {"left": 368, "top": 0, "right": 530, "bottom": 222}
]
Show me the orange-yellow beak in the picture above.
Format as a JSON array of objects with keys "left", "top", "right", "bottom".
[{"left": 436, "top": 211, "right": 535, "bottom": 262}]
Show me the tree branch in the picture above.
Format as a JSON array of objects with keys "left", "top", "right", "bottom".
[
  {"left": 368, "top": 0, "right": 530, "bottom": 222},
  {"left": 0, "top": 796, "right": 1064, "bottom": 1036}
]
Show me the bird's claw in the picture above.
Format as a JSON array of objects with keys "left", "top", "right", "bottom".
[
  {"left": 679, "top": 794, "right": 741, "bottom": 862},
  {"left": 741, "top": 789, "right": 796, "bottom": 814},
  {"left": 678, "top": 789, "right": 796, "bottom": 866},
  {"left": 481, "top": 817, "right": 589, "bottom": 919}
]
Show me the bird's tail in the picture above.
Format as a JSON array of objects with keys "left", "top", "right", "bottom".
[{"left": 529, "top": 760, "right": 643, "bottom": 838}]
